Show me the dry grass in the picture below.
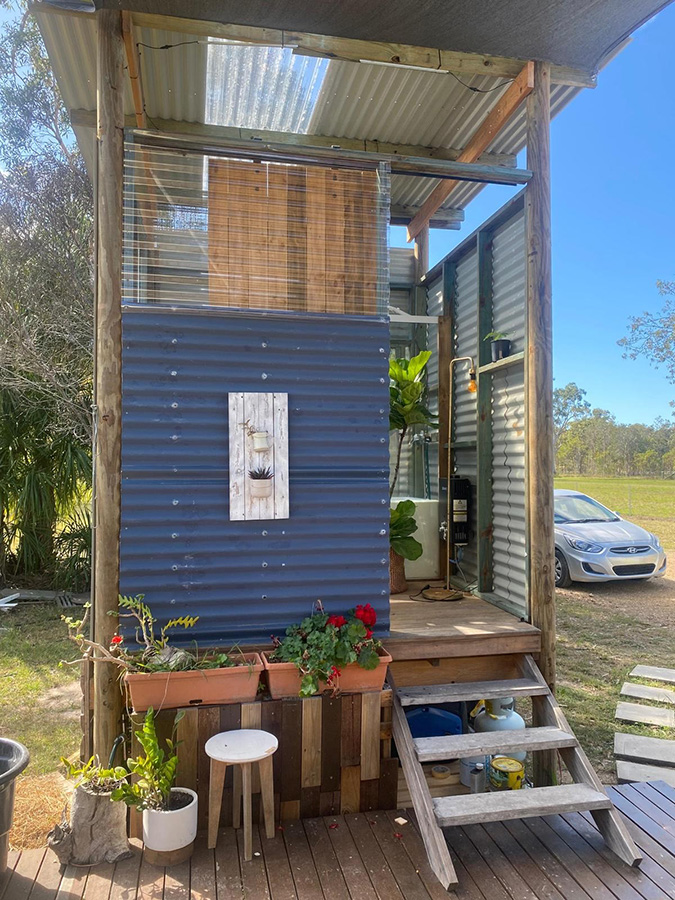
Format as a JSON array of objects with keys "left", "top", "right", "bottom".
[{"left": 11, "top": 772, "right": 70, "bottom": 850}]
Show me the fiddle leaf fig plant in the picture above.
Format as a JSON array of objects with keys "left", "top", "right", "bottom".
[{"left": 390, "top": 500, "right": 423, "bottom": 561}]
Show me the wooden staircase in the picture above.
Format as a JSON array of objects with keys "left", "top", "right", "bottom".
[{"left": 390, "top": 654, "right": 642, "bottom": 889}]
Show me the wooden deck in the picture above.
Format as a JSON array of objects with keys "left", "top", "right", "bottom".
[
  {"left": 6, "top": 782, "right": 675, "bottom": 899},
  {"left": 388, "top": 589, "right": 540, "bottom": 660}
]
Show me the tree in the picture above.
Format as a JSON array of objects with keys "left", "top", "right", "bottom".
[
  {"left": 619, "top": 280, "right": 675, "bottom": 392},
  {"left": 553, "top": 382, "right": 591, "bottom": 451}
]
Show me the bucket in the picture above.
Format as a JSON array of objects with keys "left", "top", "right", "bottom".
[
  {"left": 488, "top": 756, "right": 524, "bottom": 791},
  {"left": 0, "top": 738, "right": 30, "bottom": 875}
]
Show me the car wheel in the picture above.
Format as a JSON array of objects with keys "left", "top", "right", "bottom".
[{"left": 554, "top": 549, "right": 572, "bottom": 588}]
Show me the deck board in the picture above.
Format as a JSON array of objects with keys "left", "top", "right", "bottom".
[{"left": 16, "top": 782, "right": 675, "bottom": 899}]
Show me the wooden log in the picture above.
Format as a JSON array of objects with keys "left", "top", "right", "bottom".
[
  {"left": 47, "top": 787, "right": 131, "bottom": 867},
  {"left": 93, "top": 7, "right": 124, "bottom": 761},
  {"left": 525, "top": 62, "right": 555, "bottom": 787}
]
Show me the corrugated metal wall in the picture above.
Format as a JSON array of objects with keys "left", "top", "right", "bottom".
[
  {"left": 490, "top": 211, "right": 527, "bottom": 618},
  {"left": 120, "top": 308, "right": 391, "bottom": 644},
  {"left": 422, "top": 196, "right": 528, "bottom": 617}
]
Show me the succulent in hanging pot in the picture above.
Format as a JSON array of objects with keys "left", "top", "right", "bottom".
[
  {"left": 484, "top": 331, "right": 512, "bottom": 362},
  {"left": 249, "top": 465, "right": 274, "bottom": 499}
]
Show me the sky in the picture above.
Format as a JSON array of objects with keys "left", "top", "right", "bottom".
[{"left": 391, "top": 4, "right": 675, "bottom": 426}]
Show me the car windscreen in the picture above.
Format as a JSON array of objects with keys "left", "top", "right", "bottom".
[{"left": 554, "top": 494, "right": 620, "bottom": 524}]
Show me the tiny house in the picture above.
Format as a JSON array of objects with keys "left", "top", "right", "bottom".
[{"left": 35, "top": 0, "right": 667, "bottom": 886}]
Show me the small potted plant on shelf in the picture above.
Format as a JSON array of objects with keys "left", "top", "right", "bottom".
[
  {"left": 263, "top": 601, "right": 391, "bottom": 698},
  {"left": 48, "top": 753, "right": 131, "bottom": 866},
  {"left": 484, "top": 330, "right": 512, "bottom": 362},
  {"left": 63, "top": 595, "right": 263, "bottom": 712},
  {"left": 249, "top": 465, "right": 274, "bottom": 499},
  {"left": 112, "top": 708, "right": 197, "bottom": 867}
]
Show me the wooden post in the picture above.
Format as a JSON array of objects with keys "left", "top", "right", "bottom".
[
  {"left": 413, "top": 226, "right": 429, "bottom": 281},
  {"left": 438, "top": 262, "right": 455, "bottom": 580},
  {"left": 93, "top": 8, "right": 124, "bottom": 760},
  {"left": 526, "top": 62, "right": 555, "bottom": 785}
]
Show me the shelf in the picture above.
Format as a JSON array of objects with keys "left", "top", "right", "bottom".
[
  {"left": 443, "top": 440, "right": 477, "bottom": 450},
  {"left": 478, "top": 350, "right": 525, "bottom": 375}
]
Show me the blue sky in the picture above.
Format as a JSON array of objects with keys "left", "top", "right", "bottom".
[{"left": 392, "top": 4, "right": 675, "bottom": 426}]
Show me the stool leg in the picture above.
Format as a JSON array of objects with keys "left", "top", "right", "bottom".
[
  {"left": 208, "top": 760, "right": 227, "bottom": 850},
  {"left": 233, "top": 764, "right": 242, "bottom": 829},
  {"left": 242, "top": 762, "right": 253, "bottom": 861},
  {"left": 258, "top": 755, "right": 275, "bottom": 839}
]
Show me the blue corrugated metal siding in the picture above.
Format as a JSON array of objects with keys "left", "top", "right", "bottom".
[{"left": 120, "top": 308, "right": 390, "bottom": 644}]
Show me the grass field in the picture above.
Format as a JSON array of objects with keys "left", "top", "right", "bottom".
[
  {"left": 555, "top": 476, "right": 675, "bottom": 549},
  {"left": 554, "top": 475, "right": 675, "bottom": 782}
]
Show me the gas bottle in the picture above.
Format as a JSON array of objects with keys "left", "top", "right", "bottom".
[{"left": 470, "top": 697, "right": 526, "bottom": 762}]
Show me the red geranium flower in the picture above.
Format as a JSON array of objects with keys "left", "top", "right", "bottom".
[
  {"left": 365, "top": 628, "right": 373, "bottom": 640},
  {"left": 110, "top": 635, "right": 123, "bottom": 645},
  {"left": 327, "top": 615, "right": 347, "bottom": 628},
  {"left": 354, "top": 603, "right": 377, "bottom": 627}
]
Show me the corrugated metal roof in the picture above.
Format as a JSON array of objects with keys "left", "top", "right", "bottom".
[{"left": 35, "top": 5, "right": 579, "bottom": 218}]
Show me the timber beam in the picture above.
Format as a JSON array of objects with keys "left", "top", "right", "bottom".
[
  {"left": 391, "top": 205, "right": 464, "bottom": 230},
  {"left": 32, "top": 5, "right": 596, "bottom": 89},
  {"left": 121, "top": 11, "right": 146, "bottom": 128},
  {"left": 407, "top": 62, "right": 535, "bottom": 240},
  {"left": 69, "top": 109, "right": 517, "bottom": 170}
]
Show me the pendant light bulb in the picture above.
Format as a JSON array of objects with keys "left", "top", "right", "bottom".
[{"left": 467, "top": 368, "right": 477, "bottom": 394}]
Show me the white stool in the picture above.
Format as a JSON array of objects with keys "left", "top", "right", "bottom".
[{"left": 205, "top": 729, "right": 278, "bottom": 859}]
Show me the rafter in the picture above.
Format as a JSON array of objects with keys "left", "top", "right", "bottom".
[
  {"left": 407, "top": 62, "right": 534, "bottom": 240},
  {"left": 121, "top": 10, "right": 146, "bottom": 128}
]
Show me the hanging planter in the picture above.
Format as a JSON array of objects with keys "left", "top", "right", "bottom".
[
  {"left": 252, "top": 431, "right": 270, "bottom": 452},
  {"left": 249, "top": 466, "right": 274, "bottom": 499},
  {"left": 484, "top": 331, "right": 512, "bottom": 362}
]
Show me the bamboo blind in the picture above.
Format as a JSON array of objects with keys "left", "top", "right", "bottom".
[{"left": 122, "top": 141, "right": 390, "bottom": 315}]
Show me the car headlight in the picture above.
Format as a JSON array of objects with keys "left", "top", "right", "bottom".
[
  {"left": 649, "top": 533, "right": 663, "bottom": 550},
  {"left": 564, "top": 535, "right": 604, "bottom": 554}
]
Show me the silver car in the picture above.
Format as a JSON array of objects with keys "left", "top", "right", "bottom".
[{"left": 554, "top": 489, "right": 667, "bottom": 588}]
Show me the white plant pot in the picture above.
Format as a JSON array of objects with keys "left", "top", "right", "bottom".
[
  {"left": 142, "top": 788, "right": 197, "bottom": 865},
  {"left": 252, "top": 432, "right": 270, "bottom": 452},
  {"left": 250, "top": 478, "right": 274, "bottom": 499}
]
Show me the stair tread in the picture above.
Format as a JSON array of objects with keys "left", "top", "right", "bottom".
[
  {"left": 433, "top": 783, "right": 611, "bottom": 827},
  {"left": 398, "top": 677, "right": 549, "bottom": 706},
  {"left": 414, "top": 726, "right": 577, "bottom": 762}
]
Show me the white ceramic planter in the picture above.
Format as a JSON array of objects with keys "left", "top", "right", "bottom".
[
  {"left": 142, "top": 788, "right": 197, "bottom": 864},
  {"left": 252, "top": 431, "right": 270, "bottom": 452},
  {"left": 250, "top": 478, "right": 274, "bottom": 499}
]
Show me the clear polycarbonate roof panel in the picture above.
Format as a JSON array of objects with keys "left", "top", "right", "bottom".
[{"left": 205, "top": 42, "right": 329, "bottom": 133}]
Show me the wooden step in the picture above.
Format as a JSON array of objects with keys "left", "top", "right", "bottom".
[
  {"left": 433, "top": 783, "right": 611, "bottom": 828},
  {"left": 397, "top": 677, "right": 549, "bottom": 707},
  {"left": 630, "top": 664, "right": 675, "bottom": 685},
  {"left": 614, "top": 732, "right": 675, "bottom": 768},
  {"left": 414, "top": 726, "right": 577, "bottom": 762}
]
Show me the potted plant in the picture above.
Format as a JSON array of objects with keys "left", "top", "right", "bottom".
[
  {"left": 388, "top": 350, "right": 436, "bottom": 591},
  {"left": 112, "top": 708, "right": 197, "bottom": 867},
  {"left": 249, "top": 465, "right": 274, "bottom": 498},
  {"left": 389, "top": 500, "right": 423, "bottom": 593},
  {"left": 263, "top": 602, "right": 391, "bottom": 698},
  {"left": 484, "top": 330, "right": 512, "bottom": 362},
  {"left": 63, "top": 595, "right": 263, "bottom": 712},
  {"left": 49, "top": 754, "right": 131, "bottom": 866}
]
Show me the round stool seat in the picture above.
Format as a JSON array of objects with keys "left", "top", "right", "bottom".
[{"left": 205, "top": 729, "right": 278, "bottom": 765}]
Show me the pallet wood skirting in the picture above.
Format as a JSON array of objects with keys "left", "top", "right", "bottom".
[{"left": 127, "top": 690, "right": 397, "bottom": 839}]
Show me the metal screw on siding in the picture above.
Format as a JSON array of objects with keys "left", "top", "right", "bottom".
[
  {"left": 261, "top": 373, "right": 268, "bottom": 380},
  {"left": 380, "top": 438, "right": 385, "bottom": 443},
  {"left": 172, "top": 533, "right": 178, "bottom": 539},
  {"left": 380, "top": 558, "right": 387, "bottom": 565},
  {"left": 281, "top": 563, "right": 286, "bottom": 567},
  {"left": 172, "top": 500, "right": 179, "bottom": 506},
  {"left": 170, "top": 598, "right": 176, "bottom": 604},
  {"left": 380, "top": 378, "right": 385, "bottom": 383},
  {"left": 379, "top": 529, "right": 386, "bottom": 535},
  {"left": 261, "top": 530, "right": 268, "bottom": 536},
  {"left": 172, "top": 339, "right": 177, "bottom": 344},
  {"left": 171, "top": 402, "right": 178, "bottom": 409},
  {"left": 171, "top": 370, "right": 177, "bottom": 376},
  {"left": 262, "top": 561, "right": 268, "bottom": 568},
  {"left": 171, "top": 435, "right": 179, "bottom": 441},
  {"left": 381, "top": 499, "right": 387, "bottom": 504},
  {"left": 262, "top": 595, "right": 267, "bottom": 600},
  {"left": 379, "top": 409, "right": 385, "bottom": 414},
  {"left": 172, "top": 565, "right": 178, "bottom": 571},
  {"left": 379, "top": 348, "right": 386, "bottom": 353},
  {"left": 381, "top": 590, "right": 387, "bottom": 595},
  {"left": 261, "top": 342, "right": 268, "bottom": 348}
]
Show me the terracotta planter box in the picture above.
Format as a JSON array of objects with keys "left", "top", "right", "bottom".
[
  {"left": 124, "top": 653, "right": 263, "bottom": 712},
  {"left": 262, "top": 648, "right": 392, "bottom": 699}
]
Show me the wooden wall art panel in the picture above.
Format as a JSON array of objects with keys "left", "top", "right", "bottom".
[{"left": 228, "top": 391, "right": 289, "bottom": 520}]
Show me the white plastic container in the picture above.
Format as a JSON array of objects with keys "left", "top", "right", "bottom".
[{"left": 143, "top": 788, "right": 197, "bottom": 855}]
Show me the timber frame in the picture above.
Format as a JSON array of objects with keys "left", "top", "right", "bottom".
[{"left": 90, "top": 8, "right": 555, "bottom": 766}]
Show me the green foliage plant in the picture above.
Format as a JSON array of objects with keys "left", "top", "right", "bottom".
[
  {"left": 248, "top": 466, "right": 274, "bottom": 480},
  {"left": 483, "top": 331, "right": 510, "bottom": 342},
  {"left": 390, "top": 499, "right": 423, "bottom": 561},
  {"left": 61, "top": 755, "right": 128, "bottom": 795},
  {"left": 111, "top": 708, "right": 184, "bottom": 811},
  {"left": 270, "top": 602, "right": 382, "bottom": 697}
]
